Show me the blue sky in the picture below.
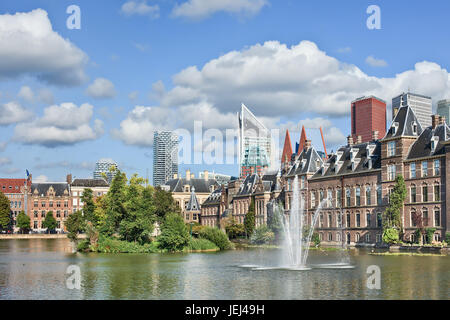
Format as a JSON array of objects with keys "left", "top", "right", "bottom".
[{"left": 1, "top": 0, "right": 450, "bottom": 183}]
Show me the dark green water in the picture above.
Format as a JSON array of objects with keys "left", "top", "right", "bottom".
[{"left": 0, "top": 239, "right": 448, "bottom": 299}]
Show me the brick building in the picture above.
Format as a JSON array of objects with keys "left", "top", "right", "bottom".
[
  {"left": 0, "top": 177, "right": 31, "bottom": 232},
  {"left": 351, "top": 96, "right": 387, "bottom": 144},
  {"left": 70, "top": 176, "right": 109, "bottom": 213}
]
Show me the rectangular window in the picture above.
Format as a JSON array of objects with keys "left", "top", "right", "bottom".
[
  {"left": 301, "top": 176, "right": 305, "bottom": 189},
  {"left": 356, "top": 213, "right": 361, "bottom": 227},
  {"left": 346, "top": 214, "right": 351, "bottom": 228},
  {"left": 320, "top": 213, "right": 324, "bottom": 228},
  {"left": 34, "top": 221, "right": 38, "bottom": 229},
  {"left": 328, "top": 214, "right": 332, "bottom": 228},
  {"left": 64, "top": 201, "right": 68, "bottom": 208},
  {"left": 411, "top": 186, "right": 417, "bottom": 203},
  {"left": 337, "top": 213, "right": 342, "bottom": 228},
  {"left": 434, "top": 185, "right": 440, "bottom": 201},
  {"left": 366, "top": 187, "right": 371, "bottom": 206},
  {"left": 336, "top": 189, "right": 342, "bottom": 208},
  {"left": 327, "top": 190, "right": 332, "bottom": 208},
  {"left": 365, "top": 233, "right": 370, "bottom": 243},
  {"left": 388, "top": 164, "right": 396, "bottom": 180},
  {"left": 355, "top": 187, "right": 361, "bottom": 207},
  {"left": 49, "top": 201, "right": 53, "bottom": 207},
  {"left": 345, "top": 188, "right": 351, "bottom": 207},
  {"left": 377, "top": 213, "right": 382, "bottom": 228},
  {"left": 387, "top": 141, "right": 396, "bottom": 157},
  {"left": 422, "top": 185, "right": 428, "bottom": 202},
  {"left": 34, "top": 211, "right": 38, "bottom": 218},
  {"left": 366, "top": 213, "right": 371, "bottom": 227},
  {"left": 422, "top": 161, "right": 428, "bottom": 177},
  {"left": 434, "top": 210, "right": 440, "bottom": 227},
  {"left": 311, "top": 192, "right": 316, "bottom": 209},
  {"left": 410, "top": 163, "right": 416, "bottom": 178},
  {"left": 434, "top": 159, "right": 440, "bottom": 176},
  {"left": 377, "top": 185, "right": 382, "bottom": 205},
  {"left": 34, "top": 201, "right": 38, "bottom": 207}
]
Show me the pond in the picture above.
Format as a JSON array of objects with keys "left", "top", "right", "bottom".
[{"left": 0, "top": 239, "right": 448, "bottom": 299}]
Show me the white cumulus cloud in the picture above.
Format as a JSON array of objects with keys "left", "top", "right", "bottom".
[
  {"left": 121, "top": 1, "right": 160, "bottom": 19},
  {"left": 13, "top": 103, "right": 103, "bottom": 147},
  {"left": 0, "top": 9, "right": 89, "bottom": 86},
  {"left": 0, "top": 101, "right": 34, "bottom": 125},
  {"left": 86, "top": 78, "right": 117, "bottom": 99},
  {"left": 172, "top": 0, "right": 268, "bottom": 20}
]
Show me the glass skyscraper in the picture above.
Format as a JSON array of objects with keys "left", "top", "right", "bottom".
[
  {"left": 392, "top": 92, "right": 432, "bottom": 128},
  {"left": 238, "top": 104, "right": 272, "bottom": 178},
  {"left": 437, "top": 99, "right": 450, "bottom": 125},
  {"left": 93, "top": 158, "right": 118, "bottom": 183},
  {"left": 153, "top": 131, "right": 179, "bottom": 186}
]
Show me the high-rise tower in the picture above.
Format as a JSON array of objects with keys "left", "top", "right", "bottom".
[
  {"left": 351, "top": 96, "right": 387, "bottom": 143},
  {"left": 153, "top": 131, "right": 179, "bottom": 186}
]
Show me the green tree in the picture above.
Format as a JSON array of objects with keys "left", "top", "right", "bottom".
[
  {"left": 158, "top": 213, "right": 190, "bottom": 252},
  {"left": 65, "top": 210, "right": 86, "bottom": 242},
  {"left": 0, "top": 192, "right": 11, "bottom": 231},
  {"left": 81, "top": 188, "right": 96, "bottom": 225},
  {"left": 382, "top": 227, "right": 399, "bottom": 244},
  {"left": 42, "top": 211, "right": 57, "bottom": 233},
  {"left": 16, "top": 211, "right": 30, "bottom": 234},
  {"left": 383, "top": 175, "right": 407, "bottom": 232},
  {"left": 224, "top": 218, "right": 245, "bottom": 239},
  {"left": 101, "top": 170, "right": 127, "bottom": 236},
  {"left": 244, "top": 198, "right": 256, "bottom": 238},
  {"left": 250, "top": 225, "right": 275, "bottom": 245},
  {"left": 154, "top": 187, "right": 180, "bottom": 220},
  {"left": 198, "top": 226, "right": 232, "bottom": 250}
]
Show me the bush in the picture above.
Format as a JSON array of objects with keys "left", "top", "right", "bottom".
[
  {"left": 158, "top": 213, "right": 190, "bottom": 252},
  {"left": 95, "top": 236, "right": 158, "bottom": 253},
  {"left": 425, "top": 228, "right": 436, "bottom": 244},
  {"left": 77, "top": 239, "right": 90, "bottom": 252},
  {"left": 311, "top": 232, "right": 321, "bottom": 247},
  {"left": 188, "top": 238, "right": 218, "bottom": 251},
  {"left": 225, "top": 220, "right": 245, "bottom": 239},
  {"left": 382, "top": 227, "right": 399, "bottom": 244},
  {"left": 250, "top": 225, "right": 275, "bottom": 245},
  {"left": 445, "top": 232, "right": 450, "bottom": 244},
  {"left": 198, "top": 226, "right": 232, "bottom": 250}
]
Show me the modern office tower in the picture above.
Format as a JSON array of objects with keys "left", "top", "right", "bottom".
[
  {"left": 392, "top": 92, "right": 432, "bottom": 128},
  {"left": 153, "top": 131, "right": 179, "bottom": 187},
  {"left": 351, "top": 96, "right": 387, "bottom": 143},
  {"left": 437, "top": 99, "right": 450, "bottom": 125},
  {"left": 238, "top": 103, "right": 272, "bottom": 178},
  {"left": 93, "top": 158, "right": 118, "bottom": 183}
]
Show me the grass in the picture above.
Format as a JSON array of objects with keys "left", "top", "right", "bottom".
[{"left": 187, "top": 238, "right": 219, "bottom": 252}]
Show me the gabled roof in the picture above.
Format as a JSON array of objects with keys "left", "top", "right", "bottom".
[
  {"left": 236, "top": 174, "right": 259, "bottom": 196},
  {"left": 286, "top": 146, "right": 323, "bottom": 176},
  {"left": 407, "top": 123, "right": 450, "bottom": 160},
  {"left": 384, "top": 105, "right": 423, "bottom": 139},
  {"left": 164, "top": 178, "right": 219, "bottom": 193},
  {"left": 202, "top": 187, "right": 223, "bottom": 206},
  {"left": 71, "top": 178, "right": 109, "bottom": 188},
  {"left": 31, "top": 183, "right": 70, "bottom": 197},
  {"left": 311, "top": 141, "right": 381, "bottom": 179},
  {"left": 185, "top": 187, "right": 200, "bottom": 211}
]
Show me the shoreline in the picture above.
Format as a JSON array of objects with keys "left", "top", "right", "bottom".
[{"left": 0, "top": 234, "right": 87, "bottom": 240}]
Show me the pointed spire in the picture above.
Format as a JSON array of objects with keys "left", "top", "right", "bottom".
[
  {"left": 281, "top": 129, "right": 293, "bottom": 166},
  {"left": 297, "top": 125, "right": 307, "bottom": 155}
]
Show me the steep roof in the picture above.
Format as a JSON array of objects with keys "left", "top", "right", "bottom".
[
  {"left": 286, "top": 146, "right": 323, "bottom": 176},
  {"left": 71, "top": 178, "right": 109, "bottom": 187},
  {"left": 202, "top": 187, "right": 223, "bottom": 206},
  {"left": 0, "top": 179, "right": 28, "bottom": 194},
  {"left": 297, "top": 125, "right": 307, "bottom": 155},
  {"left": 384, "top": 105, "right": 423, "bottom": 139},
  {"left": 31, "top": 183, "right": 70, "bottom": 197},
  {"left": 407, "top": 123, "right": 450, "bottom": 160},
  {"left": 164, "top": 178, "right": 219, "bottom": 193},
  {"left": 185, "top": 187, "right": 201, "bottom": 211},
  {"left": 311, "top": 141, "right": 381, "bottom": 179},
  {"left": 281, "top": 130, "right": 293, "bottom": 164}
]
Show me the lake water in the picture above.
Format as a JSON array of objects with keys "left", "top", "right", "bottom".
[{"left": 0, "top": 239, "right": 448, "bottom": 300}]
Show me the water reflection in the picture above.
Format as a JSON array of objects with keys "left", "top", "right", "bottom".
[{"left": 0, "top": 239, "right": 448, "bottom": 299}]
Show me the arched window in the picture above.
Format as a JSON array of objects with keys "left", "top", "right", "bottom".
[
  {"left": 410, "top": 184, "right": 417, "bottom": 203},
  {"left": 410, "top": 209, "right": 417, "bottom": 227},
  {"left": 336, "top": 233, "right": 341, "bottom": 242},
  {"left": 355, "top": 233, "right": 360, "bottom": 242},
  {"left": 422, "top": 183, "right": 428, "bottom": 202},
  {"left": 328, "top": 233, "right": 332, "bottom": 241},
  {"left": 434, "top": 183, "right": 440, "bottom": 202}
]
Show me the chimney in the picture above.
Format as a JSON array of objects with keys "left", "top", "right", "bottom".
[
  {"left": 372, "top": 130, "right": 379, "bottom": 141},
  {"left": 304, "top": 139, "right": 311, "bottom": 150},
  {"left": 347, "top": 135, "right": 354, "bottom": 146},
  {"left": 432, "top": 114, "right": 440, "bottom": 129},
  {"left": 186, "top": 169, "right": 191, "bottom": 181},
  {"left": 173, "top": 173, "right": 178, "bottom": 179},
  {"left": 66, "top": 174, "right": 72, "bottom": 184},
  {"left": 357, "top": 135, "right": 362, "bottom": 144}
]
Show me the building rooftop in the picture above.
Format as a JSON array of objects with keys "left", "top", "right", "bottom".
[{"left": 71, "top": 178, "right": 109, "bottom": 188}]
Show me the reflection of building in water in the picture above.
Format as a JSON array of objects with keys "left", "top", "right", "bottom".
[{"left": 238, "top": 104, "right": 273, "bottom": 178}]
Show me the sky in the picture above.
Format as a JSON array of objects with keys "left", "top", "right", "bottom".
[{"left": 1, "top": 0, "right": 450, "bottom": 184}]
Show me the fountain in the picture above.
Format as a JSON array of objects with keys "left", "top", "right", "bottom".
[{"left": 239, "top": 175, "right": 353, "bottom": 271}]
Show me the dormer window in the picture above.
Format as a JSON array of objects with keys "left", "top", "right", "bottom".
[
  {"left": 392, "top": 122, "right": 399, "bottom": 135},
  {"left": 412, "top": 121, "right": 418, "bottom": 135},
  {"left": 431, "top": 136, "right": 439, "bottom": 153}
]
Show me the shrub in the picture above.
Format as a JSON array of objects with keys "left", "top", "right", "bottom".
[
  {"left": 198, "top": 226, "right": 232, "bottom": 250},
  {"left": 250, "top": 225, "right": 275, "bottom": 245},
  {"left": 188, "top": 238, "right": 218, "bottom": 251},
  {"left": 382, "top": 227, "right": 399, "bottom": 244},
  {"left": 77, "top": 239, "right": 90, "bottom": 252},
  {"left": 225, "top": 219, "right": 245, "bottom": 239},
  {"left": 96, "top": 236, "right": 158, "bottom": 253},
  {"left": 425, "top": 228, "right": 436, "bottom": 245},
  {"left": 445, "top": 232, "right": 450, "bottom": 244},
  {"left": 311, "top": 232, "right": 321, "bottom": 247},
  {"left": 158, "top": 213, "right": 190, "bottom": 252}
]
